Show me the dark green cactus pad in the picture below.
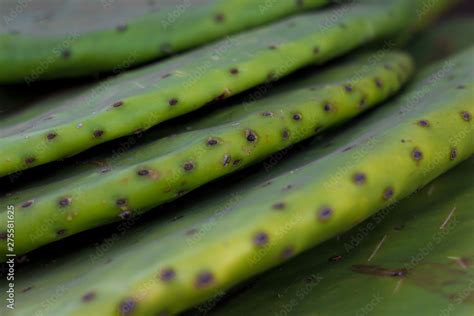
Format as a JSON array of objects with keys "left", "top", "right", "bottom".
[
  {"left": 0, "top": 0, "right": 328, "bottom": 83},
  {"left": 206, "top": 157, "right": 474, "bottom": 316},
  {"left": 0, "top": 0, "right": 416, "bottom": 177},
  {"left": 1, "top": 47, "right": 472, "bottom": 315},
  {"left": 0, "top": 50, "right": 414, "bottom": 256}
]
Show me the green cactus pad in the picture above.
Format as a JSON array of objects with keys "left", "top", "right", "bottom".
[
  {"left": 2, "top": 47, "right": 472, "bottom": 315},
  {"left": 0, "top": 0, "right": 328, "bottom": 83},
  {"left": 0, "top": 50, "right": 414, "bottom": 256},
  {"left": 206, "top": 157, "right": 474, "bottom": 316},
  {"left": 0, "top": 0, "right": 414, "bottom": 177}
]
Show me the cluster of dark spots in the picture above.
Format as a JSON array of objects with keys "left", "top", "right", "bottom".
[
  {"left": 262, "top": 111, "right": 273, "bottom": 117},
  {"left": 313, "top": 46, "right": 320, "bottom": 54},
  {"left": 383, "top": 187, "right": 394, "bottom": 200},
  {"left": 25, "top": 157, "right": 36, "bottom": 164},
  {"left": 214, "top": 13, "right": 225, "bottom": 22},
  {"left": 113, "top": 101, "right": 124, "bottom": 108},
  {"left": 253, "top": 232, "right": 269, "bottom": 246},
  {"left": 417, "top": 120, "right": 429, "bottom": 127},
  {"left": 207, "top": 138, "right": 219, "bottom": 146},
  {"left": 292, "top": 113, "right": 302, "bottom": 121},
  {"left": 318, "top": 206, "right": 332, "bottom": 222},
  {"left": 82, "top": 291, "right": 96, "bottom": 302},
  {"left": 351, "top": 264, "right": 408, "bottom": 278},
  {"left": 159, "top": 268, "right": 176, "bottom": 282},
  {"left": 245, "top": 129, "right": 257, "bottom": 142},
  {"left": 281, "top": 247, "right": 294, "bottom": 259},
  {"left": 449, "top": 148, "right": 458, "bottom": 161},
  {"left": 61, "top": 49, "right": 71, "bottom": 59},
  {"left": 116, "top": 198, "right": 128, "bottom": 207},
  {"left": 223, "top": 155, "right": 232, "bottom": 167},
  {"left": 230, "top": 68, "right": 239, "bottom": 75},
  {"left": 137, "top": 168, "right": 149, "bottom": 176},
  {"left": 461, "top": 111, "right": 472, "bottom": 122},
  {"left": 56, "top": 229, "right": 67, "bottom": 236},
  {"left": 411, "top": 147, "right": 423, "bottom": 162},
  {"left": 329, "top": 255, "right": 342, "bottom": 263},
  {"left": 183, "top": 162, "right": 194, "bottom": 172},
  {"left": 282, "top": 129, "right": 290, "bottom": 140},
  {"left": 119, "top": 298, "right": 137, "bottom": 315},
  {"left": 374, "top": 78, "right": 383, "bottom": 89},
  {"left": 352, "top": 172, "right": 367, "bottom": 185},
  {"left": 272, "top": 202, "right": 285, "bottom": 210},
  {"left": 47, "top": 132, "right": 57, "bottom": 140},
  {"left": 168, "top": 98, "right": 178, "bottom": 106},
  {"left": 195, "top": 271, "right": 214, "bottom": 289},
  {"left": 344, "top": 84, "right": 353, "bottom": 92},
  {"left": 21, "top": 200, "right": 34, "bottom": 208},
  {"left": 93, "top": 130, "right": 104, "bottom": 138},
  {"left": 58, "top": 197, "right": 71, "bottom": 207},
  {"left": 116, "top": 24, "right": 127, "bottom": 32}
]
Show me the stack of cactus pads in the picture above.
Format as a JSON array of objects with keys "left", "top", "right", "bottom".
[{"left": 0, "top": 1, "right": 472, "bottom": 315}]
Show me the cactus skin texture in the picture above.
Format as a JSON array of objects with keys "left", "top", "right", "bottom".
[
  {"left": 0, "top": 0, "right": 415, "bottom": 177},
  {"left": 0, "top": 50, "right": 414, "bottom": 256},
  {"left": 0, "top": 0, "right": 328, "bottom": 83},
  {"left": 2, "top": 47, "right": 472, "bottom": 316},
  {"left": 206, "top": 157, "right": 474, "bottom": 316}
]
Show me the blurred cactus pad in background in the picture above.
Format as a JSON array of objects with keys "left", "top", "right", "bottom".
[{"left": 0, "top": 1, "right": 473, "bottom": 316}]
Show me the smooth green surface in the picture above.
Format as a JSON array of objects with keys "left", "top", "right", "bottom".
[
  {"left": 206, "top": 157, "right": 474, "bottom": 316},
  {"left": 0, "top": 0, "right": 328, "bottom": 82},
  {"left": 0, "top": 51, "right": 414, "bottom": 256},
  {"left": 1, "top": 47, "right": 472, "bottom": 316},
  {"left": 0, "top": 0, "right": 413, "bottom": 177}
]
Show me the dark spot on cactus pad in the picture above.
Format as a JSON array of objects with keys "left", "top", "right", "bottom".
[
  {"left": 267, "top": 72, "right": 276, "bottom": 82},
  {"left": 119, "top": 211, "right": 131, "bottom": 220},
  {"left": 233, "top": 159, "right": 242, "bottom": 166},
  {"left": 461, "top": 111, "right": 472, "bottom": 122},
  {"left": 282, "top": 129, "right": 290, "bottom": 140},
  {"left": 268, "top": 45, "right": 278, "bottom": 50},
  {"left": 417, "top": 120, "right": 429, "bottom": 127},
  {"left": 318, "top": 207, "right": 332, "bottom": 222},
  {"left": 344, "top": 85, "right": 353, "bottom": 92},
  {"left": 25, "top": 157, "right": 36, "bottom": 164},
  {"left": 313, "top": 46, "right": 320, "bottom": 54},
  {"left": 195, "top": 271, "right": 214, "bottom": 289},
  {"left": 329, "top": 255, "right": 343, "bottom": 263},
  {"left": 137, "top": 169, "right": 149, "bottom": 176},
  {"left": 61, "top": 49, "right": 71, "bottom": 59},
  {"left": 0, "top": 232, "right": 7, "bottom": 240},
  {"left": 57, "top": 229, "right": 67, "bottom": 236},
  {"left": 223, "top": 155, "right": 231, "bottom": 166},
  {"left": 272, "top": 202, "right": 285, "bottom": 210},
  {"left": 207, "top": 138, "right": 219, "bottom": 146},
  {"left": 323, "top": 102, "right": 333, "bottom": 112},
  {"left": 183, "top": 162, "right": 194, "bottom": 172},
  {"left": 246, "top": 129, "right": 257, "bottom": 142},
  {"left": 214, "top": 13, "right": 225, "bottom": 22},
  {"left": 93, "top": 130, "right": 104, "bottom": 138},
  {"left": 169, "top": 98, "right": 178, "bottom": 106},
  {"left": 450, "top": 148, "right": 458, "bottom": 161},
  {"left": 159, "top": 268, "right": 176, "bottom": 282},
  {"left": 82, "top": 292, "right": 96, "bottom": 302},
  {"left": 185, "top": 228, "right": 197, "bottom": 236},
  {"left": 47, "top": 132, "right": 57, "bottom": 140},
  {"left": 21, "top": 286, "right": 33, "bottom": 293},
  {"left": 456, "top": 85, "right": 465, "bottom": 89},
  {"left": 292, "top": 113, "right": 302, "bottom": 121},
  {"left": 262, "top": 111, "right": 273, "bottom": 117},
  {"left": 352, "top": 172, "right": 367, "bottom": 185},
  {"left": 230, "top": 68, "right": 239, "bottom": 75},
  {"left": 59, "top": 197, "right": 71, "bottom": 207},
  {"left": 161, "top": 73, "right": 171, "bottom": 79},
  {"left": 283, "top": 184, "right": 292, "bottom": 192},
  {"left": 21, "top": 200, "right": 34, "bottom": 208},
  {"left": 254, "top": 232, "right": 269, "bottom": 246},
  {"left": 116, "top": 198, "right": 127, "bottom": 207},
  {"left": 342, "top": 145, "right": 354, "bottom": 152},
  {"left": 119, "top": 298, "right": 136, "bottom": 315},
  {"left": 351, "top": 264, "right": 408, "bottom": 278},
  {"left": 281, "top": 247, "right": 294, "bottom": 259},
  {"left": 375, "top": 78, "right": 383, "bottom": 89},
  {"left": 411, "top": 148, "right": 423, "bottom": 162},
  {"left": 113, "top": 101, "right": 123, "bottom": 108},
  {"left": 383, "top": 187, "right": 394, "bottom": 200},
  {"left": 116, "top": 24, "right": 127, "bottom": 32}
]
